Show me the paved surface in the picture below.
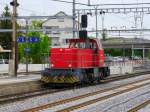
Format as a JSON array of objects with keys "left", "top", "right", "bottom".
[
  {"left": 0, "top": 74, "right": 149, "bottom": 112},
  {"left": 0, "top": 64, "right": 42, "bottom": 94},
  {"left": 0, "top": 75, "right": 41, "bottom": 85},
  {"left": 0, "top": 74, "right": 41, "bottom": 96}
]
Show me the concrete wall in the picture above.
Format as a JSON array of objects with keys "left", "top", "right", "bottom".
[{"left": 110, "top": 65, "right": 133, "bottom": 75}]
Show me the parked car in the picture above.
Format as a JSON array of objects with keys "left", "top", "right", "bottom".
[
  {"left": 0, "top": 59, "right": 9, "bottom": 64},
  {"left": 113, "top": 56, "right": 123, "bottom": 62},
  {"left": 105, "top": 56, "right": 114, "bottom": 64},
  {"left": 130, "top": 56, "right": 142, "bottom": 60}
]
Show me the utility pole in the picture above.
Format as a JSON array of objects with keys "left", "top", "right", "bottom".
[
  {"left": 10, "top": 0, "right": 18, "bottom": 77},
  {"left": 77, "top": 11, "right": 80, "bottom": 37},
  {"left": 100, "top": 11, "right": 105, "bottom": 40},
  {"left": 73, "top": 0, "right": 76, "bottom": 38},
  {"left": 95, "top": 7, "right": 98, "bottom": 38}
]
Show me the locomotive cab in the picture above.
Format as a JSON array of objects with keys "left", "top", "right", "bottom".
[{"left": 50, "top": 38, "right": 105, "bottom": 69}]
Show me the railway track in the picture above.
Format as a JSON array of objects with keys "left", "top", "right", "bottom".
[
  {"left": 0, "top": 71, "right": 150, "bottom": 105},
  {"left": 128, "top": 100, "right": 150, "bottom": 112},
  {"left": 22, "top": 77, "right": 150, "bottom": 112},
  {"left": 0, "top": 86, "right": 70, "bottom": 105}
]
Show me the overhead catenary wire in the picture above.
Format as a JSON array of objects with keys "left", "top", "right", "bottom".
[
  {"left": 50, "top": 0, "right": 150, "bottom": 6},
  {"left": 0, "top": 28, "right": 150, "bottom": 32},
  {"left": 50, "top": 0, "right": 89, "bottom": 6},
  {"left": 94, "top": 2, "right": 150, "bottom": 6}
]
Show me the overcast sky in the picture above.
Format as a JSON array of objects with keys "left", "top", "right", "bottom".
[{"left": 1, "top": 0, "right": 150, "bottom": 38}]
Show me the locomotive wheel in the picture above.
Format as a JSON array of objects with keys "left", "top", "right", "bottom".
[
  {"left": 88, "top": 73, "right": 94, "bottom": 83},
  {"left": 97, "top": 71, "right": 104, "bottom": 83}
]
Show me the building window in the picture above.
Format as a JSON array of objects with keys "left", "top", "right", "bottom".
[
  {"left": 44, "top": 26, "right": 52, "bottom": 34},
  {"left": 58, "top": 18, "right": 64, "bottom": 22},
  {"left": 51, "top": 26, "right": 60, "bottom": 34},
  {"left": 44, "top": 26, "right": 60, "bottom": 34}
]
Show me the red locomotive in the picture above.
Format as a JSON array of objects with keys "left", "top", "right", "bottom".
[{"left": 41, "top": 38, "right": 110, "bottom": 84}]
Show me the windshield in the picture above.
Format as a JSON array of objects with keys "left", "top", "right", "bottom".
[{"left": 69, "top": 41, "right": 98, "bottom": 49}]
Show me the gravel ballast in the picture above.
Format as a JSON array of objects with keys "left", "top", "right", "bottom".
[
  {"left": 73, "top": 84, "right": 150, "bottom": 112},
  {"left": 0, "top": 74, "right": 149, "bottom": 112}
]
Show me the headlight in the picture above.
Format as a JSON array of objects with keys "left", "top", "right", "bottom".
[
  {"left": 60, "top": 48, "right": 63, "bottom": 51},
  {"left": 51, "top": 64, "right": 54, "bottom": 67},
  {"left": 68, "top": 64, "right": 72, "bottom": 67}
]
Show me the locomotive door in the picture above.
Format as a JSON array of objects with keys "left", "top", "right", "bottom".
[{"left": 92, "top": 42, "right": 99, "bottom": 67}]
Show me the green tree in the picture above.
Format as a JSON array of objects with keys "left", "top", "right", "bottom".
[
  {"left": 18, "top": 20, "right": 50, "bottom": 64},
  {"left": 148, "top": 50, "right": 150, "bottom": 59},
  {"left": 30, "top": 20, "right": 42, "bottom": 29},
  {"left": 104, "top": 48, "right": 123, "bottom": 56},
  {"left": 0, "top": 5, "right": 12, "bottom": 49}
]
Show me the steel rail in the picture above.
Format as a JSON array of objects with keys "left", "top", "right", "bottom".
[
  {"left": 103, "top": 71, "right": 150, "bottom": 83},
  {"left": 22, "top": 77, "right": 150, "bottom": 112},
  {"left": 128, "top": 100, "right": 150, "bottom": 112},
  {"left": 0, "top": 85, "right": 66, "bottom": 105},
  {"left": 57, "top": 81, "right": 150, "bottom": 112}
]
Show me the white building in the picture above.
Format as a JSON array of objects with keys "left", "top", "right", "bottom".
[{"left": 42, "top": 11, "right": 79, "bottom": 46}]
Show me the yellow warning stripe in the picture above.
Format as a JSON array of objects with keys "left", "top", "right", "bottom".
[{"left": 41, "top": 75, "right": 79, "bottom": 84}]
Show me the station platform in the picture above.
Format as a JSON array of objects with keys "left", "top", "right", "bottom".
[
  {"left": 0, "top": 74, "right": 41, "bottom": 85},
  {"left": 0, "top": 74, "right": 42, "bottom": 96}
]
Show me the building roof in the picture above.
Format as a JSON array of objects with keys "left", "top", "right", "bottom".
[
  {"left": 54, "top": 11, "right": 68, "bottom": 17},
  {"left": 42, "top": 11, "right": 72, "bottom": 24}
]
